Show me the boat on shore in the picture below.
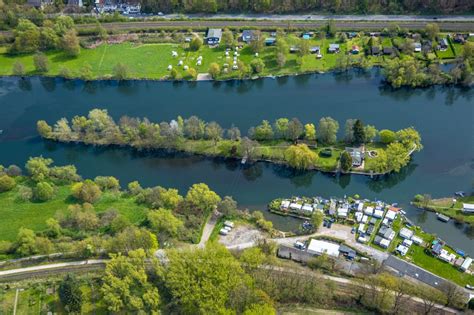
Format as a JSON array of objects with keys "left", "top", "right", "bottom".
[{"left": 436, "top": 213, "right": 450, "bottom": 223}]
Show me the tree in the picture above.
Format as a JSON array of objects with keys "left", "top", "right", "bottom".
[
  {"left": 113, "top": 62, "right": 128, "bottom": 80},
  {"left": 250, "top": 58, "right": 265, "bottom": 73},
  {"left": 326, "top": 19, "right": 337, "bottom": 37},
  {"left": 138, "top": 186, "right": 183, "bottom": 209},
  {"left": 164, "top": 243, "right": 248, "bottom": 314},
  {"left": 227, "top": 125, "right": 241, "bottom": 141},
  {"left": 276, "top": 37, "right": 288, "bottom": 54},
  {"left": 352, "top": 119, "right": 365, "bottom": 145},
  {"left": 0, "top": 174, "right": 16, "bottom": 192},
  {"left": 185, "top": 183, "right": 221, "bottom": 213},
  {"left": 318, "top": 117, "right": 339, "bottom": 144},
  {"left": 276, "top": 52, "right": 286, "bottom": 68},
  {"left": 94, "top": 176, "right": 120, "bottom": 191},
  {"left": 379, "top": 129, "right": 396, "bottom": 144},
  {"left": 364, "top": 125, "right": 378, "bottom": 142},
  {"left": 218, "top": 196, "right": 238, "bottom": 216},
  {"left": 102, "top": 249, "right": 160, "bottom": 312},
  {"left": 284, "top": 144, "right": 317, "bottom": 170},
  {"left": 61, "top": 30, "right": 80, "bottom": 57},
  {"left": 37, "top": 120, "right": 52, "bottom": 138},
  {"left": 15, "top": 228, "right": 37, "bottom": 256},
  {"left": 297, "top": 39, "right": 310, "bottom": 56},
  {"left": 311, "top": 211, "right": 324, "bottom": 231},
  {"left": 127, "top": 181, "right": 143, "bottom": 196},
  {"left": 249, "top": 30, "right": 264, "bottom": 53},
  {"left": 239, "top": 247, "right": 266, "bottom": 269},
  {"left": 253, "top": 120, "right": 274, "bottom": 141},
  {"left": 205, "top": 121, "right": 223, "bottom": 144},
  {"left": 12, "top": 61, "right": 25, "bottom": 76},
  {"left": 221, "top": 28, "right": 234, "bottom": 48},
  {"left": 40, "top": 27, "right": 59, "bottom": 51},
  {"left": 26, "top": 156, "right": 53, "bottom": 182},
  {"left": 81, "top": 64, "right": 93, "bottom": 81},
  {"left": 243, "top": 303, "right": 276, "bottom": 315},
  {"left": 240, "top": 137, "right": 258, "bottom": 160},
  {"left": 273, "top": 118, "right": 289, "bottom": 139},
  {"left": 189, "top": 36, "right": 203, "bottom": 51},
  {"left": 6, "top": 165, "right": 22, "bottom": 177},
  {"left": 396, "top": 127, "right": 422, "bottom": 151},
  {"left": 71, "top": 179, "right": 102, "bottom": 203},
  {"left": 107, "top": 227, "right": 158, "bottom": 255},
  {"left": 54, "top": 15, "right": 75, "bottom": 36},
  {"left": 58, "top": 274, "right": 83, "bottom": 313},
  {"left": 170, "top": 68, "right": 179, "bottom": 80},
  {"left": 33, "top": 181, "right": 55, "bottom": 201},
  {"left": 11, "top": 19, "right": 40, "bottom": 54},
  {"left": 208, "top": 62, "right": 221, "bottom": 79},
  {"left": 184, "top": 116, "right": 205, "bottom": 139},
  {"left": 286, "top": 118, "right": 303, "bottom": 142},
  {"left": 340, "top": 151, "right": 352, "bottom": 172},
  {"left": 386, "top": 142, "right": 409, "bottom": 173},
  {"left": 344, "top": 119, "right": 356, "bottom": 143},
  {"left": 304, "top": 123, "right": 316, "bottom": 141},
  {"left": 46, "top": 217, "right": 61, "bottom": 238},
  {"left": 425, "top": 23, "right": 439, "bottom": 40},
  {"left": 148, "top": 208, "right": 183, "bottom": 238},
  {"left": 33, "top": 53, "right": 49, "bottom": 73},
  {"left": 369, "top": 150, "right": 388, "bottom": 173}
]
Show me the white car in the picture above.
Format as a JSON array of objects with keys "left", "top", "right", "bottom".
[{"left": 466, "top": 284, "right": 474, "bottom": 290}]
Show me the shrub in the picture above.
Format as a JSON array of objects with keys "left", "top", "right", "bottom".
[
  {"left": 0, "top": 175, "right": 16, "bottom": 192},
  {"left": 71, "top": 180, "right": 102, "bottom": 203},
  {"left": 34, "top": 182, "right": 55, "bottom": 201},
  {"left": 189, "top": 36, "right": 203, "bottom": 51},
  {"left": 379, "top": 129, "right": 396, "bottom": 144},
  {"left": 33, "top": 53, "right": 50, "bottom": 73},
  {"left": 6, "top": 165, "right": 22, "bottom": 177}
]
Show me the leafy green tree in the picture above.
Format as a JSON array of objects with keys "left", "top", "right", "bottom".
[
  {"left": 127, "top": 181, "right": 143, "bottom": 196},
  {"left": 208, "top": 62, "right": 221, "bottom": 79},
  {"left": 71, "top": 179, "right": 102, "bottom": 203},
  {"left": 80, "top": 63, "right": 93, "bottom": 81},
  {"left": 218, "top": 196, "right": 238, "bottom": 216},
  {"left": 205, "top": 121, "right": 223, "bottom": 144},
  {"left": 185, "top": 183, "right": 221, "bottom": 213},
  {"left": 61, "top": 30, "right": 80, "bottom": 57},
  {"left": 340, "top": 151, "right": 352, "bottom": 172},
  {"left": 276, "top": 52, "right": 286, "bottom": 68},
  {"left": 243, "top": 303, "right": 276, "bottom": 315},
  {"left": 184, "top": 116, "right": 205, "bottom": 139},
  {"left": 396, "top": 127, "right": 422, "bottom": 151},
  {"left": 249, "top": 30, "right": 264, "bottom": 53},
  {"left": 273, "top": 118, "right": 289, "bottom": 139},
  {"left": 189, "top": 36, "right": 203, "bottom": 51},
  {"left": 164, "top": 243, "right": 248, "bottom": 314},
  {"left": 15, "top": 228, "right": 37, "bottom": 256},
  {"left": 12, "top": 61, "right": 26, "bottom": 76},
  {"left": 113, "top": 62, "right": 128, "bottom": 80},
  {"left": 386, "top": 142, "right": 409, "bottom": 172},
  {"left": 49, "top": 165, "right": 80, "bottom": 183},
  {"left": 138, "top": 186, "right": 183, "bottom": 209},
  {"left": 311, "top": 211, "right": 324, "bottom": 231},
  {"left": 107, "top": 226, "right": 158, "bottom": 255},
  {"left": 37, "top": 120, "right": 52, "bottom": 138},
  {"left": 148, "top": 208, "right": 183, "bottom": 238},
  {"left": 425, "top": 23, "right": 439, "bottom": 40},
  {"left": 102, "top": 249, "right": 160, "bottom": 312},
  {"left": 221, "top": 28, "right": 234, "bottom": 48},
  {"left": 54, "top": 15, "right": 75, "bottom": 36},
  {"left": 94, "top": 176, "right": 120, "bottom": 191},
  {"left": 253, "top": 120, "right": 274, "bottom": 141},
  {"left": 227, "top": 125, "right": 241, "bottom": 141},
  {"left": 286, "top": 118, "right": 303, "bottom": 142},
  {"left": 369, "top": 150, "right": 388, "bottom": 173},
  {"left": 26, "top": 156, "right": 53, "bottom": 182},
  {"left": 364, "top": 125, "right": 378, "bottom": 143},
  {"left": 58, "top": 274, "right": 83, "bottom": 313},
  {"left": 46, "top": 217, "right": 61, "bottom": 238},
  {"left": 11, "top": 19, "right": 40, "bottom": 53},
  {"left": 239, "top": 247, "right": 266, "bottom": 269},
  {"left": 33, "top": 181, "right": 55, "bottom": 201},
  {"left": 297, "top": 39, "right": 310, "bottom": 56},
  {"left": 284, "top": 144, "right": 317, "bottom": 170},
  {"left": 352, "top": 119, "right": 365, "bottom": 145},
  {"left": 250, "top": 58, "right": 265, "bottom": 73},
  {"left": 379, "top": 129, "right": 396, "bottom": 144},
  {"left": 0, "top": 175, "right": 16, "bottom": 192},
  {"left": 326, "top": 19, "right": 337, "bottom": 37},
  {"left": 318, "top": 117, "right": 339, "bottom": 144},
  {"left": 344, "top": 119, "right": 356, "bottom": 143},
  {"left": 304, "top": 123, "right": 316, "bottom": 141}
]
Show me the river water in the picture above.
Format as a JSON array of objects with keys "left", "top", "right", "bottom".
[{"left": 0, "top": 71, "right": 472, "bottom": 253}]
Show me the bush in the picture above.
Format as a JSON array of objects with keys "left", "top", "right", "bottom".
[
  {"left": 0, "top": 175, "right": 16, "bottom": 192},
  {"left": 250, "top": 58, "right": 265, "bottom": 74},
  {"left": 12, "top": 61, "right": 26, "bottom": 76},
  {"left": 17, "top": 185, "right": 33, "bottom": 201},
  {"left": 33, "top": 53, "right": 50, "bottom": 73},
  {"left": 71, "top": 180, "right": 102, "bottom": 203},
  {"left": 34, "top": 182, "right": 55, "bottom": 201},
  {"left": 189, "top": 36, "right": 203, "bottom": 51},
  {"left": 6, "top": 165, "right": 22, "bottom": 177},
  {"left": 379, "top": 129, "right": 396, "bottom": 144}
]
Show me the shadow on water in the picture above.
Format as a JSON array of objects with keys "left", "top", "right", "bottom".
[
  {"left": 366, "top": 163, "right": 417, "bottom": 193},
  {"left": 18, "top": 78, "right": 32, "bottom": 91},
  {"left": 39, "top": 77, "right": 56, "bottom": 92}
]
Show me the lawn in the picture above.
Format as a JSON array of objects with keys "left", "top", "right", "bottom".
[
  {"left": 423, "top": 196, "right": 474, "bottom": 225},
  {"left": 0, "top": 183, "right": 147, "bottom": 242}
]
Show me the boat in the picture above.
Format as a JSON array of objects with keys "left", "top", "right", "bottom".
[
  {"left": 436, "top": 213, "right": 450, "bottom": 223},
  {"left": 454, "top": 191, "right": 465, "bottom": 198}
]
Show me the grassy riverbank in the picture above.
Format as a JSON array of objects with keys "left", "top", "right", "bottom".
[{"left": 413, "top": 195, "right": 474, "bottom": 226}]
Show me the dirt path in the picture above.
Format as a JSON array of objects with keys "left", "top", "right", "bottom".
[{"left": 198, "top": 214, "right": 218, "bottom": 248}]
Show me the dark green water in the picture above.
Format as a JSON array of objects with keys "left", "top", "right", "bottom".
[{"left": 0, "top": 71, "right": 472, "bottom": 253}]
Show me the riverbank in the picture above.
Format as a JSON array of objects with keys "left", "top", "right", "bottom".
[{"left": 413, "top": 195, "right": 474, "bottom": 226}]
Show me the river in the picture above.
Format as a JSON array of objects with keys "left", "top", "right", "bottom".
[{"left": 0, "top": 71, "right": 472, "bottom": 254}]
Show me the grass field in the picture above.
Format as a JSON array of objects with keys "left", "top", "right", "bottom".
[
  {"left": 420, "top": 196, "right": 474, "bottom": 225},
  {"left": 0, "top": 182, "right": 147, "bottom": 242}
]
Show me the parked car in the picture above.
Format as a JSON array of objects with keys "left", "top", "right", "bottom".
[
  {"left": 466, "top": 284, "right": 474, "bottom": 290},
  {"left": 294, "top": 241, "right": 305, "bottom": 250}
]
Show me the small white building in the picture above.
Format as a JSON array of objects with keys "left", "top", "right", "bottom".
[
  {"left": 281, "top": 200, "right": 290, "bottom": 209},
  {"left": 411, "top": 235, "right": 423, "bottom": 245},
  {"left": 380, "top": 238, "right": 391, "bottom": 249},
  {"left": 302, "top": 204, "right": 314, "bottom": 214},
  {"left": 357, "top": 203, "right": 364, "bottom": 211},
  {"left": 364, "top": 206, "right": 374, "bottom": 216},
  {"left": 224, "top": 221, "right": 234, "bottom": 228},
  {"left": 399, "top": 228, "right": 414, "bottom": 239},
  {"left": 358, "top": 235, "right": 368, "bottom": 243},
  {"left": 439, "top": 249, "right": 456, "bottom": 263},
  {"left": 337, "top": 207, "right": 348, "bottom": 218},
  {"left": 307, "top": 239, "right": 340, "bottom": 258},
  {"left": 358, "top": 223, "right": 366, "bottom": 234},
  {"left": 355, "top": 212, "right": 363, "bottom": 223},
  {"left": 362, "top": 215, "right": 369, "bottom": 224},
  {"left": 373, "top": 209, "right": 384, "bottom": 219},
  {"left": 463, "top": 203, "right": 474, "bottom": 213},
  {"left": 460, "top": 257, "right": 472, "bottom": 272},
  {"left": 396, "top": 245, "right": 409, "bottom": 256},
  {"left": 290, "top": 203, "right": 302, "bottom": 211},
  {"left": 385, "top": 210, "right": 397, "bottom": 221}
]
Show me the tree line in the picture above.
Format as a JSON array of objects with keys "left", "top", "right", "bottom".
[{"left": 37, "top": 109, "right": 422, "bottom": 173}]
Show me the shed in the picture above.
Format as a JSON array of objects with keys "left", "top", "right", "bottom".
[
  {"left": 411, "top": 235, "right": 423, "bottom": 245},
  {"left": 364, "top": 206, "right": 374, "bottom": 216},
  {"left": 241, "top": 30, "right": 255, "bottom": 43},
  {"left": 460, "top": 257, "right": 472, "bottom": 272},
  {"left": 206, "top": 29, "right": 222, "bottom": 45},
  {"left": 463, "top": 203, "right": 474, "bottom": 213},
  {"left": 399, "top": 228, "right": 414, "bottom": 239},
  {"left": 281, "top": 200, "right": 290, "bottom": 209},
  {"left": 310, "top": 46, "right": 321, "bottom": 54},
  {"left": 328, "top": 44, "right": 340, "bottom": 53},
  {"left": 307, "top": 239, "right": 340, "bottom": 258},
  {"left": 373, "top": 209, "right": 384, "bottom": 219},
  {"left": 396, "top": 245, "right": 409, "bottom": 256},
  {"left": 265, "top": 37, "right": 276, "bottom": 46}
]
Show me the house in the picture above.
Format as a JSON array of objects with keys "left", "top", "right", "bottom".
[
  {"left": 369, "top": 217, "right": 377, "bottom": 225},
  {"left": 358, "top": 223, "right": 366, "bottom": 234},
  {"left": 414, "top": 42, "right": 422, "bottom": 52},
  {"left": 351, "top": 45, "right": 360, "bottom": 54},
  {"left": 378, "top": 226, "right": 395, "bottom": 240},
  {"left": 374, "top": 236, "right": 390, "bottom": 249},
  {"left": 460, "top": 257, "right": 472, "bottom": 272},
  {"left": 396, "top": 245, "right": 409, "bottom": 256},
  {"left": 373, "top": 209, "right": 384, "bottom": 219},
  {"left": 289, "top": 203, "right": 302, "bottom": 211},
  {"left": 310, "top": 46, "right": 321, "bottom": 54},
  {"left": 241, "top": 30, "right": 256, "bottom": 43},
  {"left": 383, "top": 47, "right": 393, "bottom": 55},
  {"left": 439, "top": 249, "right": 456, "bottom": 263},
  {"left": 371, "top": 46, "right": 381, "bottom": 55},
  {"left": 339, "top": 245, "right": 356, "bottom": 260},
  {"left": 439, "top": 38, "right": 448, "bottom": 51},
  {"left": 385, "top": 209, "right": 398, "bottom": 221},
  {"left": 463, "top": 203, "right": 474, "bottom": 213},
  {"left": 355, "top": 212, "right": 363, "bottom": 223},
  {"left": 453, "top": 34, "right": 466, "bottom": 44},
  {"left": 281, "top": 200, "right": 290, "bottom": 209},
  {"left": 358, "top": 235, "right": 368, "bottom": 243},
  {"left": 431, "top": 243, "right": 443, "bottom": 256},
  {"left": 301, "top": 204, "right": 314, "bottom": 214},
  {"left": 337, "top": 206, "right": 348, "bottom": 218},
  {"left": 356, "top": 202, "right": 364, "bottom": 211},
  {"left": 345, "top": 147, "right": 364, "bottom": 167},
  {"left": 328, "top": 44, "right": 340, "bottom": 53},
  {"left": 362, "top": 215, "right": 368, "bottom": 224},
  {"left": 347, "top": 32, "right": 357, "bottom": 39},
  {"left": 206, "top": 29, "right": 222, "bottom": 45},
  {"left": 399, "top": 228, "right": 414, "bottom": 239},
  {"left": 265, "top": 37, "right": 276, "bottom": 46},
  {"left": 307, "top": 239, "right": 340, "bottom": 258},
  {"left": 411, "top": 235, "right": 423, "bottom": 245},
  {"left": 366, "top": 224, "right": 375, "bottom": 235},
  {"left": 402, "top": 239, "right": 413, "bottom": 247},
  {"left": 364, "top": 206, "right": 374, "bottom": 216}
]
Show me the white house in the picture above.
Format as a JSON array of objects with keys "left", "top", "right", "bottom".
[
  {"left": 385, "top": 210, "right": 397, "bottom": 221},
  {"left": 439, "top": 249, "right": 456, "bottom": 263},
  {"left": 380, "top": 238, "right": 391, "bottom": 249},
  {"left": 281, "top": 200, "right": 290, "bottom": 209},
  {"left": 402, "top": 239, "right": 413, "bottom": 247},
  {"left": 460, "top": 257, "right": 472, "bottom": 272},
  {"left": 290, "top": 203, "right": 302, "bottom": 211},
  {"left": 355, "top": 212, "right": 363, "bottom": 223},
  {"left": 463, "top": 203, "right": 474, "bottom": 213},
  {"left": 396, "top": 245, "right": 409, "bottom": 256},
  {"left": 411, "top": 235, "right": 423, "bottom": 245},
  {"left": 373, "top": 209, "right": 384, "bottom": 218},
  {"left": 399, "top": 228, "right": 414, "bottom": 239},
  {"left": 358, "top": 223, "right": 366, "bottom": 234},
  {"left": 362, "top": 215, "right": 369, "bottom": 224},
  {"left": 307, "top": 239, "right": 340, "bottom": 258},
  {"left": 337, "top": 207, "right": 348, "bottom": 218},
  {"left": 364, "top": 206, "right": 374, "bottom": 216},
  {"left": 302, "top": 204, "right": 314, "bottom": 214}
]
